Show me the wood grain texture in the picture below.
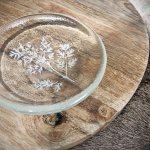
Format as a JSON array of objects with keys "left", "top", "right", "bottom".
[
  {"left": 0, "top": 0, "right": 149, "bottom": 150},
  {"left": 131, "top": 0, "right": 150, "bottom": 34}
]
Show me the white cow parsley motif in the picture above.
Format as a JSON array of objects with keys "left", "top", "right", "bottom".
[
  {"left": 32, "top": 79, "right": 62, "bottom": 92},
  {"left": 68, "top": 57, "right": 78, "bottom": 68},
  {"left": 57, "top": 44, "right": 77, "bottom": 77},
  {"left": 9, "top": 48, "right": 23, "bottom": 60},
  {"left": 26, "top": 64, "right": 43, "bottom": 75},
  {"left": 9, "top": 37, "right": 78, "bottom": 92}
]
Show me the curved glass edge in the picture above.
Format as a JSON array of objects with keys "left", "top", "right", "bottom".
[{"left": 0, "top": 15, "right": 107, "bottom": 115}]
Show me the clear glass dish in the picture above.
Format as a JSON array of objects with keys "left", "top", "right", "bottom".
[{"left": 0, "top": 13, "right": 107, "bottom": 115}]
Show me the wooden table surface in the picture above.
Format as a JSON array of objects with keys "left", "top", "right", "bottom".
[{"left": 0, "top": 0, "right": 149, "bottom": 150}]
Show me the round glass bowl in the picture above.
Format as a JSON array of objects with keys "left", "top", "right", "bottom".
[{"left": 0, "top": 13, "right": 107, "bottom": 115}]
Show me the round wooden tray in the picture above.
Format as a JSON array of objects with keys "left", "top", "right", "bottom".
[{"left": 0, "top": 0, "right": 149, "bottom": 150}]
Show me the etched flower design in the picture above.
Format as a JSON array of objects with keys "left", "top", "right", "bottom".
[
  {"left": 40, "top": 37, "right": 53, "bottom": 53},
  {"left": 36, "top": 55, "right": 48, "bottom": 65},
  {"left": 26, "top": 65, "right": 43, "bottom": 75},
  {"left": 32, "top": 80, "right": 62, "bottom": 92},
  {"left": 9, "top": 37, "right": 78, "bottom": 92},
  {"left": 57, "top": 43, "right": 77, "bottom": 71},
  {"left": 60, "top": 43, "right": 70, "bottom": 51},
  {"left": 54, "top": 83, "right": 63, "bottom": 92},
  {"left": 68, "top": 57, "right": 78, "bottom": 68},
  {"left": 56, "top": 60, "right": 65, "bottom": 69},
  {"left": 9, "top": 48, "right": 23, "bottom": 60}
]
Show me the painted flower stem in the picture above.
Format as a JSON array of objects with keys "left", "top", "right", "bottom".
[
  {"left": 9, "top": 38, "right": 77, "bottom": 92},
  {"left": 65, "top": 56, "right": 68, "bottom": 77},
  {"left": 47, "top": 64, "right": 75, "bottom": 83}
]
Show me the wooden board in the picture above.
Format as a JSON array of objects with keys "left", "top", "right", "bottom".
[
  {"left": 131, "top": 0, "right": 150, "bottom": 34},
  {"left": 0, "top": 0, "right": 149, "bottom": 149}
]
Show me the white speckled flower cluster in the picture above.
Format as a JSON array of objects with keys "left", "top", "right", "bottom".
[
  {"left": 32, "top": 80, "right": 63, "bottom": 92},
  {"left": 9, "top": 37, "right": 77, "bottom": 92}
]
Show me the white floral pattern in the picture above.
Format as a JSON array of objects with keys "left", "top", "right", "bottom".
[
  {"left": 9, "top": 37, "right": 77, "bottom": 92},
  {"left": 68, "top": 58, "right": 78, "bottom": 68},
  {"left": 32, "top": 79, "right": 62, "bottom": 92},
  {"left": 26, "top": 64, "right": 43, "bottom": 75}
]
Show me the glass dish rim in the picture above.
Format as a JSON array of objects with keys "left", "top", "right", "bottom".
[{"left": 0, "top": 13, "right": 107, "bottom": 115}]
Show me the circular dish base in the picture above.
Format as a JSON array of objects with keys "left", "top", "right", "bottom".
[
  {"left": 0, "top": 0, "right": 149, "bottom": 150},
  {"left": 0, "top": 101, "right": 116, "bottom": 150}
]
